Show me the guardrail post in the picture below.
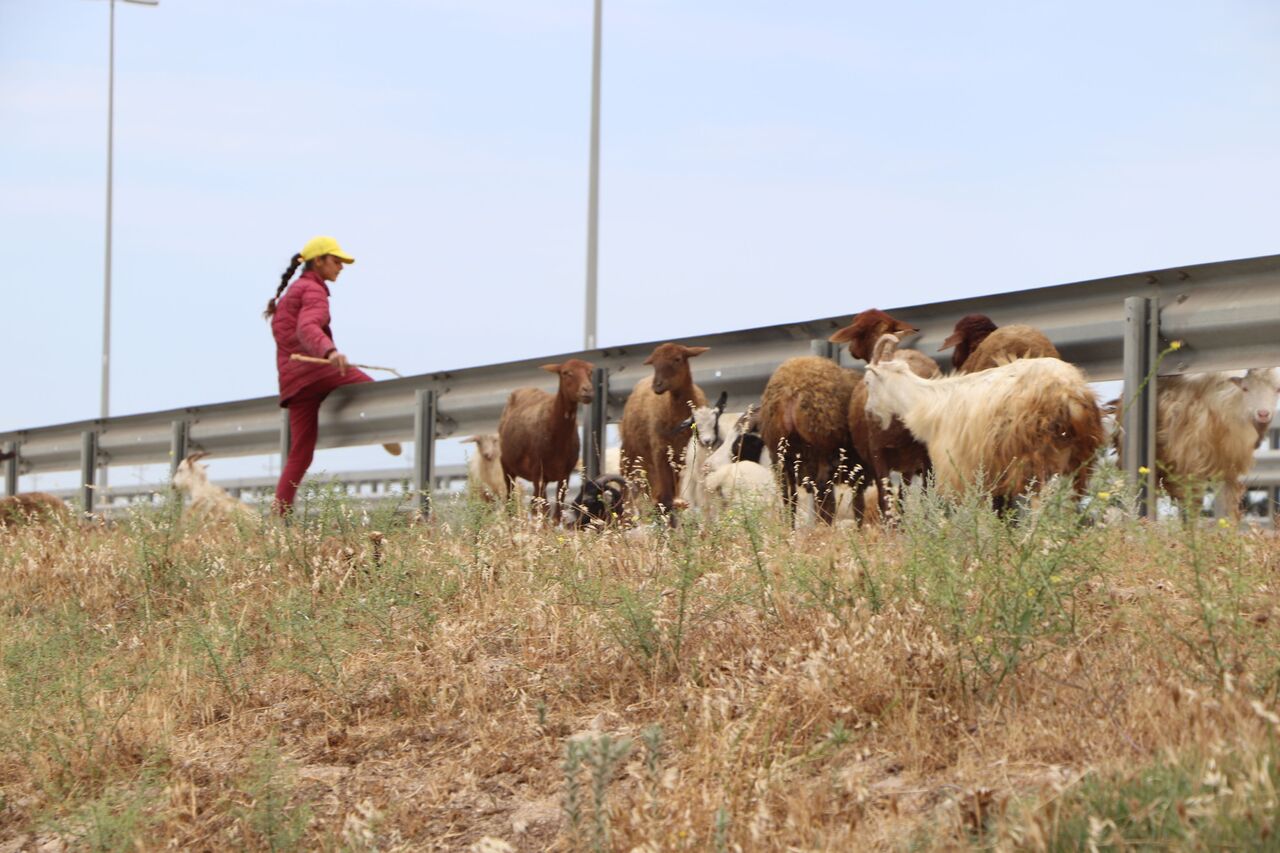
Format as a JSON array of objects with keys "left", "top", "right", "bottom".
[
  {"left": 80, "top": 430, "right": 98, "bottom": 517},
  {"left": 583, "top": 367, "right": 609, "bottom": 480},
  {"left": 169, "top": 420, "right": 187, "bottom": 480},
  {"left": 413, "top": 389, "right": 437, "bottom": 518},
  {"left": 4, "top": 442, "right": 17, "bottom": 498},
  {"left": 1122, "top": 296, "right": 1159, "bottom": 518},
  {"left": 811, "top": 339, "right": 839, "bottom": 361}
]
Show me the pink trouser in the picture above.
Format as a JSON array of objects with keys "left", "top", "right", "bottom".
[{"left": 274, "top": 369, "right": 372, "bottom": 514}]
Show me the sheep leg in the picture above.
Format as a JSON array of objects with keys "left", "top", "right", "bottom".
[
  {"left": 780, "top": 467, "right": 798, "bottom": 527},
  {"left": 813, "top": 462, "right": 836, "bottom": 525},
  {"left": 655, "top": 464, "right": 677, "bottom": 526},
  {"left": 553, "top": 480, "right": 567, "bottom": 523}
]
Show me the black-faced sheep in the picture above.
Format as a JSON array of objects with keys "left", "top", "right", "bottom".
[
  {"left": 498, "top": 359, "right": 595, "bottom": 517},
  {"left": 620, "top": 343, "right": 709, "bottom": 519},
  {"left": 864, "top": 334, "right": 1104, "bottom": 507},
  {"left": 939, "top": 314, "right": 1060, "bottom": 374}
]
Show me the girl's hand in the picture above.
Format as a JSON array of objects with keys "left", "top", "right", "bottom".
[{"left": 328, "top": 351, "right": 350, "bottom": 375}]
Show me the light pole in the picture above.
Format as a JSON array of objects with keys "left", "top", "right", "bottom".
[
  {"left": 583, "top": 0, "right": 602, "bottom": 351},
  {"left": 101, "top": 0, "right": 158, "bottom": 487}
]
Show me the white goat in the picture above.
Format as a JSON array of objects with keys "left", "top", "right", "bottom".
[
  {"left": 461, "top": 434, "right": 507, "bottom": 502},
  {"left": 863, "top": 334, "right": 1104, "bottom": 506},
  {"left": 172, "top": 453, "right": 255, "bottom": 519}
]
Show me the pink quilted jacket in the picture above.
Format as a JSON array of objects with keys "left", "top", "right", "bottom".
[{"left": 271, "top": 270, "right": 351, "bottom": 405}]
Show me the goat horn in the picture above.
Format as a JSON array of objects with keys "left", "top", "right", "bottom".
[
  {"left": 714, "top": 390, "right": 728, "bottom": 414},
  {"left": 184, "top": 451, "right": 209, "bottom": 464},
  {"left": 870, "top": 334, "right": 900, "bottom": 365}
]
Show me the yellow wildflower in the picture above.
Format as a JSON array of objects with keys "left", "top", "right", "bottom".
[
  {"left": 1138, "top": 466, "right": 1149, "bottom": 475},
  {"left": 1170, "top": 340, "right": 1183, "bottom": 351},
  {"left": 1217, "top": 518, "right": 1231, "bottom": 529},
  {"left": 1097, "top": 491, "right": 1111, "bottom": 501}
]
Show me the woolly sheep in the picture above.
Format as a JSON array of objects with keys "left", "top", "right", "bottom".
[
  {"left": 0, "top": 492, "right": 71, "bottom": 528},
  {"left": 940, "top": 314, "right": 1060, "bottom": 374}
]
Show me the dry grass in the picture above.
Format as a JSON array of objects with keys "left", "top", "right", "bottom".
[{"left": 2, "top": 479, "right": 1280, "bottom": 851}]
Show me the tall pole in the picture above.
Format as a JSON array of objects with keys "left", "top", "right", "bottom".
[
  {"left": 102, "top": 0, "right": 115, "bottom": 426},
  {"left": 583, "top": 0, "right": 602, "bottom": 351}
]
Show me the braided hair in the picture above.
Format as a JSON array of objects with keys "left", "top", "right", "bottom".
[{"left": 264, "top": 253, "right": 304, "bottom": 319}]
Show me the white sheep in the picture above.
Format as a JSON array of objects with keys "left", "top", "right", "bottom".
[
  {"left": 461, "top": 434, "right": 507, "bottom": 502},
  {"left": 863, "top": 334, "right": 1105, "bottom": 508},
  {"left": 172, "top": 453, "right": 256, "bottom": 519}
]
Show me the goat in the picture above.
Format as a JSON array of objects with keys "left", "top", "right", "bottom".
[
  {"left": 759, "top": 356, "right": 866, "bottom": 524},
  {"left": 0, "top": 492, "right": 71, "bottom": 528},
  {"left": 1114, "top": 368, "right": 1280, "bottom": 520},
  {"left": 675, "top": 391, "right": 736, "bottom": 510},
  {"left": 498, "top": 359, "right": 595, "bottom": 519},
  {"left": 563, "top": 474, "right": 631, "bottom": 529},
  {"left": 940, "top": 314, "right": 1059, "bottom": 374},
  {"left": 620, "top": 343, "right": 709, "bottom": 520},
  {"left": 864, "top": 334, "right": 1104, "bottom": 507},
  {"left": 173, "top": 453, "right": 256, "bottom": 519},
  {"left": 461, "top": 434, "right": 507, "bottom": 502},
  {"left": 830, "top": 310, "right": 938, "bottom": 521}
]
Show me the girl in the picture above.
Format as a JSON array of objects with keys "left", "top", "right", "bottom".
[{"left": 265, "top": 236, "right": 398, "bottom": 514}]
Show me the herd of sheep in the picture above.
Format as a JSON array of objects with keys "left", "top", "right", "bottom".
[
  {"left": 469, "top": 308, "right": 1280, "bottom": 529},
  {"left": 2, "top": 307, "right": 1278, "bottom": 530}
]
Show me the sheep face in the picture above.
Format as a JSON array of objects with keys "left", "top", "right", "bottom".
[
  {"left": 939, "top": 314, "right": 998, "bottom": 370},
  {"left": 1235, "top": 368, "right": 1280, "bottom": 437},
  {"left": 643, "top": 344, "right": 709, "bottom": 395},
  {"left": 172, "top": 453, "right": 210, "bottom": 494},
  {"left": 463, "top": 434, "right": 501, "bottom": 461},
  {"left": 542, "top": 359, "right": 596, "bottom": 405},
  {"left": 829, "top": 309, "right": 918, "bottom": 363}
]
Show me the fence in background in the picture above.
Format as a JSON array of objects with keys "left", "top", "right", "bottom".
[{"left": 4, "top": 253, "right": 1280, "bottom": 518}]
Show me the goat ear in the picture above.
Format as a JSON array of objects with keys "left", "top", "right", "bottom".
[
  {"left": 870, "top": 334, "right": 900, "bottom": 365},
  {"left": 682, "top": 346, "right": 710, "bottom": 358},
  {"left": 828, "top": 324, "right": 857, "bottom": 344},
  {"left": 714, "top": 391, "right": 728, "bottom": 413},
  {"left": 540, "top": 363, "right": 561, "bottom": 374},
  {"left": 184, "top": 451, "right": 208, "bottom": 465}
]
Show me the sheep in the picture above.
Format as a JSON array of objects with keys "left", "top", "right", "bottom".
[
  {"left": 829, "top": 310, "right": 939, "bottom": 521},
  {"left": 620, "top": 343, "right": 709, "bottom": 519},
  {"left": 173, "top": 452, "right": 256, "bottom": 519},
  {"left": 0, "top": 492, "right": 71, "bottom": 528},
  {"left": 461, "top": 434, "right": 507, "bottom": 502},
  {"left": 1114, "top": 368, "right": 1280, "bottom": 519},
  {"left": 863, "top": 334, "right": 1104, "bottom": 508},
  {"left": 759, "top": 356, "right": 866, "bottom": 524},
  {"left": 704, "top": 461, "right": 777, "bottom": 514},
  {"left": 939, "top": 313, "right": 1060, "bottom": 374},
  {"left": 498, "top": 358, "right": 595, "bottom": 518}
]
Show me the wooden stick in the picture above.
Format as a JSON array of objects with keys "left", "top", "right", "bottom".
[{"left": 290, "top": 353, "right": 403, "bottom": 378}]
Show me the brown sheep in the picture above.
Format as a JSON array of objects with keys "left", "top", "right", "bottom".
[
  {"left": 830, "top": 309, "right": 934, "bottom": 520},
  {"left": 0, "top": 492, "right": 72, "bottom": 528},
  {"left": 759, "top": 356, "right": 865, "bottom": 524},
  {"left": 940, "top": 314, "right": 1059, "bottom": 374},
  {"left": 498, "top": 359, "right": 595, "bottom": 518},
  {"left": 620, "top": 343, "right": 709, "bottom": 520}
]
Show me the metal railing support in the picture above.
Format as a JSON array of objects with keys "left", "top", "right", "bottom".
[
  {"left": 1122, "top": 296, "right": 1160, "bottom": 518},
  {"left": 169, "top": 420, "right": 187, "bottom": 480},
  {"left": 583, "top": 367, "right": 609, "bottom": 480},
  {"left": 4, "top": 442, "right": 17, "bottom": 498},
  {"left": 80, "top": 430, "right": 98, "bottom": 517},
  {"left": 811, "top": 339, "right": 839, "bottom": 361},
  {"left": 413, "top": 389, "right": 437, "bottom": 518}
]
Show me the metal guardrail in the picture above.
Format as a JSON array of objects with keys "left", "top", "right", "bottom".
[{"left": 4, "top": 253, "right": 1280, "bottom": 516}]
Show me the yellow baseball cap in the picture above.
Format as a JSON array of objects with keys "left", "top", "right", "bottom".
[{"left": 299, "top": 235, "right": 355, "bottom": 264}]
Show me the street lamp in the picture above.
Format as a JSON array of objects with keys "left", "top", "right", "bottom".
[
  {"left": 583, "top": 0, "right": 601, "bottom": 351},
  {"left": 101, "top": 0, "right": 158, "bottom": 487}
]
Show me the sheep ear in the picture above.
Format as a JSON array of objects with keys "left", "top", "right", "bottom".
[
  {"left": 939, "top": 330, "right": 964, "bottom": 352},
  {"left": 682, "top": 346, "right": 710, "bottom": 358},
  {"left": 540, "top": 363, "right": 561, "bottom": 374},
  {"left": 1228, "top": 376, "right": 1244, "bottom": 389},
  {"left": 871, "top": 334, "right": 900, "bottom": 365},
  {"left": 894, "top": 322, "right": 920, "bottom": 337},
  {"left": 828, "top": 324, "right": 857, "bottom": 344},
  {"left": 642, "top": 353, "right": 655, "bottom": 366},
  {"left": 714, "top": 391, "right": 728, "bottom": 414}
]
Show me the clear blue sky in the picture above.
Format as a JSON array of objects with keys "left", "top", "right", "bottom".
[{"left": 3, "top": 1, "right": 1278, "bottom": 482}]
